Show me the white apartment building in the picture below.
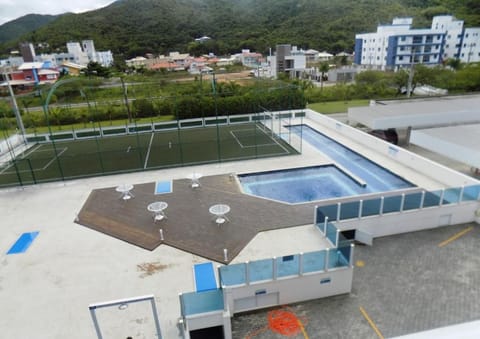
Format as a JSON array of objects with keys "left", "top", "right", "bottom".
[
  {"left": 354, "top": 15, "right": 480, "bottom": 69},
  {"left": 66, "top": 40, "right": 113, "bottom": 67}
]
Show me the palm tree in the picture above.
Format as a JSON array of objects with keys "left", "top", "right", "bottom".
[{"left": 319, "top": 62, "right": 330, "bottom": 90}]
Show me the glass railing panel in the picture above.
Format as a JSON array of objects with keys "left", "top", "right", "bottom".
[
  {"left": 462, "top": 185, "right": 480, "bottom": 202},
  {"left": 328, "top": 249, "right": 350, "bottom": 269},
  {"left": 383, "top": 195, "right": 402, "bottom": 214},
  {"left": 219, "top": 263, "right": 246, "bottom": 286},
  {"left": 326, "top": 222, "right": 338, "bottom": 247},
  {"left": 276, "top": 254, "right": 300, "bottom": 278},
  {"left": 423, "top": 190, "right": 442, "bottom": 207},
  {"left": 249, "top": 258, "right": 274, "bottom": 282},
  {"left": 339, "top": 201, "right": 360, "bottom": 220},
  {"left": 316, "top": 204, "right": 338, "bottom": 223},
  {"left": 362, "top": 198, "right": 381, "bottom": 217},
  {"left": 180, "top": 289, "right": 224, "bottom": 316},
  {"left": 403, "top": 192, "right": 422, "bottom": 211},
  {"left": 443, "top": 187, "right": 461, "bottom": 205},
  {"left": 302, "top": 250, "right": 326, "bottom": 273}
]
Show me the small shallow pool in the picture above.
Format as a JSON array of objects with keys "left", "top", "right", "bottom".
[{"left": 238, "top": 125, "right": 414, "bottom": 203}]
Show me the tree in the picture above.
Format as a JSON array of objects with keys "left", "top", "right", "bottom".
[
  {"left": 84, "top": 61, "right": 111, "bottom": 78},
  {"left": 319, "top": 62, "right": 330, "bottom": 90}
]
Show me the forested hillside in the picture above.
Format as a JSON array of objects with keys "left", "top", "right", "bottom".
[
  {"left": 0, "top": 14, "right": 59, "bottom": 44},
  {"left": 0, "top": 0, "right": 479, "bottom": 59}
]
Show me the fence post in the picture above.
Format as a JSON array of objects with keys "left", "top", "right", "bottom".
[
  {"left": 380, "top": 196, "right": 385, "bottom": 215},
  {"left": 325, "top": 248, "right": 330, "bottom": 272},
  {"left": 335, "top": 229, "right": 340, "bottom": 248},
  {"left": 272, "top": 257, "right": 277, "bottom": 280},
  {"left": 400, "top": 193, "right": 405, "bottom": 212},
  {"left": 439, "top": 188, "right": 445, "bottom": 206},
  {"left": 358, "top": 200, "right": 363, "bottom": 219},
  {"left": 323, "top": 216, "right": 328, "bottom": 234},
  {"left": 336, "top": 202, "right": 341, "bottom": 221},
  {"left": 349, "top": 244, "right": 355, "bottom": 267},
  {"left": 299, "top": 252, "right": 304, "bottom": 276}
]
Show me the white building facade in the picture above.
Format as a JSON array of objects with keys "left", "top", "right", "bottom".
[{"left": 354, "top": 15, "right": 480, "bottom": 69}]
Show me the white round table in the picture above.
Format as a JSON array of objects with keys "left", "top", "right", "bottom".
[
  {"left": 116, "top": 184, "right": 134, "bottom": 200},
  {"left": 147, "top": 201, "right": 168, "bottom": 222},
  {"left": 209, "top": 204, "right": 230, "bottom": 226},
  {"left": 186, "top": 173, "right": 203, "bottom": 188}
]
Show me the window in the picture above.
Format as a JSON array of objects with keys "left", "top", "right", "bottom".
[
  {"left": 400, "top": 46, "right": 405, "bottom": 51},
  {"left": 401, "top": 36, "right": 406, "bottom": 41},
  {"left": 378, "top": 48, "right": 381, "bottom": 51},
  {"left": 399, "top": 56, "right": 404, "bottom": 61}
]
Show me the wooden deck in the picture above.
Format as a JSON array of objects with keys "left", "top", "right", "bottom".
[{"left": 77, "top": 174, "right": 319, "bottom": 263}]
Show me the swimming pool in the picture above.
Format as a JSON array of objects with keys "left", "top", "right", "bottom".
[{"left": 238, "top": 125, "right": 414, "bottom": 203}]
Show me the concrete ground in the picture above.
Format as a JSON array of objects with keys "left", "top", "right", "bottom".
[{"left": 0, "top": 116, "right": 479, "bottom": 339}]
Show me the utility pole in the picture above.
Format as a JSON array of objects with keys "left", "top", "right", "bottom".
[
  {"left": 120, "top": 77, "right": 132, "bottom": 122},
  {"left": 406, "top": 47, "right": 415, "bottom": 98}
]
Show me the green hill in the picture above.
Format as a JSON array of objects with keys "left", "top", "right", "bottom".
[
  {"left": 1, "top": 0, "right": 479, "bottom": 59},
  {"left": 0, "top": 14, "right": 60, "bottom": 44}
]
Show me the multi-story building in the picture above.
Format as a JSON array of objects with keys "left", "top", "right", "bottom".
[
  {"left": 267, "top": 44, "right": 306, "bottom": 79},
  {"left": 354, "top": 15, "right": 480, "bottom": 70},
  {"left": 19, "top": 42, "right": 36, "bottom": 62},
  {"left": 66, "top": 40, "right": 113, "bottom": 67}
]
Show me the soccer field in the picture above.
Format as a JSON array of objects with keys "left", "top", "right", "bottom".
[{"left": 0, "top": 123, "right": 298, "bottom": 187}]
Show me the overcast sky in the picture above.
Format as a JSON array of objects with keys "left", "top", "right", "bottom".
[{"left": 0, "top": 0, "right": 115, "bottom": 25}]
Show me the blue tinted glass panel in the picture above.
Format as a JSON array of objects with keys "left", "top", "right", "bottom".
[
  {"left": 277, "top": 254, "right": 300, "bottom": 278},
  {"left": 219, "top": 263, "right": 246, "bottom": 286},
  {"left": 181, "top": 289, "right": 224, "bottom": 316},
  {"left": 339, "top": 201, "right": 360, "bottom": 220},
  {"left": 383, "top": 195, "right": 402, "bottom": 213},
  {"left": 462, "top": 185, "right": 480, "bottom": 201},
  {"left": 443, "top": 188, "right": 461, "bottom": 204},
  {"left": 315, "top": 220, "right": 325, "bottom": 234},
  {"left": 403, "top": 192, "right": 422, "bottom": 210},
  {"left": 338, "top": 245, "right": 351, "bottom": 264},
  {"left": 326, "top": 222, "right": 338, "bottom": 247},
  {"left": 328, "top": 250, "right": 350, "bottom": 269},
  {"left": 317, "top": 204, "right": 338, "bottom": 222},
  {"left": 303, "top": 250, "right": 326, "bottom": 273},
  {"left": 362, "top": 198, "right": 381, "bottom": 217},
  {"left": 249, "top": 259, "right": 274, "bottom": 282},
  {"left": 424, "top": 190, "right": 441, "bottom": 207}
]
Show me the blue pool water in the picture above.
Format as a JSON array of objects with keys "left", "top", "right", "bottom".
[
  {"left": 238, "top": 125, "right": 413, "bottom": 203},
  {"left": 155, "top": 180, "right": 172, "bottom": 194}
]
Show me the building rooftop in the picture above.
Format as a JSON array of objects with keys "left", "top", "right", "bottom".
[{"left": 0, "top": 113, "right": 479, "bottom": 338}]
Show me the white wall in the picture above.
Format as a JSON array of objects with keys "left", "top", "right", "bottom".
[
  {"left": 223, "top": 267, "right": 353, "bottom": 315},
  {"left": 305, "top": 109, "right": 479, "bottom": 188}
]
